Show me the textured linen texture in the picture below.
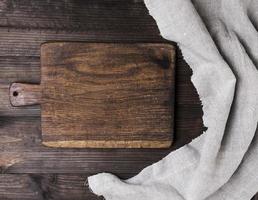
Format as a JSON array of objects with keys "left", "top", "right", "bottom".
[{"left": 88, "top": 0, "right": 258, "bottom": 199}]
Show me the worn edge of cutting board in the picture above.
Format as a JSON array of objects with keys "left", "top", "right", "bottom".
[{"left": 10, "top": 42, "right": 176, "bottom": 148}]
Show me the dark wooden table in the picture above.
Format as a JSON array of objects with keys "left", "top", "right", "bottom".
[{"left": 0, "top": 1, "right": 256, "bottom": 199}]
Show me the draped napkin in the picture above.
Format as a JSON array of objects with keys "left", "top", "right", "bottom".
[{"left": 88, "top": 0, "right": 258, "bottom": 199}]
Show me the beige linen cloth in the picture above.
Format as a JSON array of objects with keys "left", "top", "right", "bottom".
[{"left": 88, "top": 0, "right": 258, "bottom": 199}]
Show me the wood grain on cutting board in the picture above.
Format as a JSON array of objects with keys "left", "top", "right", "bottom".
[{"left": 39, "top": 42, "right": 175, "bottom": 148}]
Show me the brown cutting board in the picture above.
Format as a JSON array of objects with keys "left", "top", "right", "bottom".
[{"left": 10, "top": 42, "right": 175, "bottom": 148}]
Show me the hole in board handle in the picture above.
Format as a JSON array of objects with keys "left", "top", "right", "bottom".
[{"left": 13, "top": 91, "right": 19, "bottom": 97}]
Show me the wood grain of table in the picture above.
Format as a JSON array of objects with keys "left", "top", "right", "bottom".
[{"left": 0, "top": 0, "right": 256, "bottom": 199}]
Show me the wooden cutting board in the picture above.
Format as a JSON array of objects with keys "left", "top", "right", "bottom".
[{"left": 10, "top": 42, "right": 175, "bottom": 148}]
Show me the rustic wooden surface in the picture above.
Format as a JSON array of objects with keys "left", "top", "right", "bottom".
[{"left": 0, "top": 0, "right": 256, "bottom": 199}]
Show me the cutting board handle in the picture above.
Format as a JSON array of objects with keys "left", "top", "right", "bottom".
[{"left": 9, "top": 83, "right": 41, "bottom": 107}]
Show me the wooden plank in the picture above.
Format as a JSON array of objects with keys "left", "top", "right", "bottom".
[
  {"left": 0, "top": 174, "right": 103, "bottom": 200},
  {"left": 0, "top": 0, "right": 159, "bottom": 35},
  {"left": 0, "top": 28, "right": 163, "bottom": 58},
  {"left": 0, "top": 56, "right": 40, "bottom": 84},
  {"left": 0, "top": 174, "right": 43, "bottom": 200},
  {"left": 30, "top": 174, "right": 104, "bottom": 200}
]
